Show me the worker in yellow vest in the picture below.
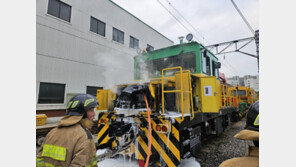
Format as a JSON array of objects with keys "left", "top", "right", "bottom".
[
  {"left": 37, "top": 94, "right": 99, "bottom": 167},
  {"left": 220, "top": 101, "right": 259, "bottom": 167}
]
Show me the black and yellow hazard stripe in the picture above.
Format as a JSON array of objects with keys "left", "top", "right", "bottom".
[
  {"left": 137, "top": 135, "right": 148, "bottom": 161},
  {"left": 136, "top": 129, "right": 161, "bottom": 162},
  {"left": 175, "top": 117, "right": 183, "bottom": 124},
  {"left": 97, "top": 111, "right": 184, "bottom": 166},
  {"left": 135, "top": 116, "right": 148, "bottom": 161},
  {"left": 97, "top": 112, "right": 116, "bottom": 147},
  {"left": 157, "top": 117, "right": 181, "bottom": 162},
  {"left": 152, "top": 117, "right": 180, "bottom": 166},
  {"left": 136, "top": 116, "right": 181, "bottom": 167}
]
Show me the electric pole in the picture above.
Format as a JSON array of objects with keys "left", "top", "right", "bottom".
[{"left": 230, "top": 0, "right": 259, "bottom": 72}]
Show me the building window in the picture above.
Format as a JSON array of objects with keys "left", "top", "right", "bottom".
[
  {"left": 147, "top": 44, "right": 154, "bottom": 51},
  {"left": 86, "top": 86, "right": 103, "bottom": 97},
  {"left": 112, "top": 27, "right": 124, "bottom": 44},
  {"left": 129, "top": 36, "right": 139, "bottom": 49},
  {"left": 38, "top": 82, "right": 66, "bottom": 104},
  {"left": 47, "top": 0, "right": 71, "bottom": 22},
  {"left": 90, "top": 17, "right": 105, "bottom": 36}
]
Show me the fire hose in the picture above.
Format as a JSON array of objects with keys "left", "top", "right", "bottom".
[{"left": 143, "top": 94, "right": 152, "bottom": 167}]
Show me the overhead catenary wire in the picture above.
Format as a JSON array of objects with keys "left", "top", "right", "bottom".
[
  {"left": 223, "top": 57, "right": 240, "bottom": 75},
  {"left": 221, "top": 62, "right": 238, "bottom": 77},
  {"left": 156, "top": 0, "right": 241, "bottom": 77},
  {"left": 221, "top": 61, "right": 235, "bottom": 74},
  {"left": 224, "top": 63, "right": 239, "bottom": 77},
  {"left": 164, "top": 0, "right": 210, "bottom": 45},
  {"left": 219, "top": 56, "right": 239, "bottom": 76},
  {"left": 149, "top": 0, "right": 245, "bottom": 77},
  {"left": 222, "top": 58, "right": 240, "bottom": 76},
  {"left": 230, "top": 0, "right": 259, "bottom": 73},
  {"left": 155, "top": 0, "right": 202, "bottom": 43}
]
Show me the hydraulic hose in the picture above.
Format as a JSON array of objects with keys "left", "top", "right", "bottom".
[{"left": 143, "top": 94, "right": 152, "bottom": 167}]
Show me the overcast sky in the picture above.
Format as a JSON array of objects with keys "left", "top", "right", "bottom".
[{"left": 112, "top": 0, "right": 259, "bottom": 78}]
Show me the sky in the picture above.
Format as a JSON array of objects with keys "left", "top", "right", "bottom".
[{"left": 112, "top": 0, "right": 259, "bottom": 78}]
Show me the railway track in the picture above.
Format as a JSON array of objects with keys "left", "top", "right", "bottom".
[{"left": 195, "top": 118, "right": 253, "bottom": 167}]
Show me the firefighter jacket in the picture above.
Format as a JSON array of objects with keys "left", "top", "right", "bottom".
[{"left": 37, "top": 115, "right": 97, "bottom": 167}]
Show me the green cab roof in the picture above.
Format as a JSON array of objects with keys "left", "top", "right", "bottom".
[{"left": 134, "top": 41, "right": 218, "bottom": 61}]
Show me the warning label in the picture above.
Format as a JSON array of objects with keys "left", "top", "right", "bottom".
[{"left": 204, "top": 86, "right": 212, "bottom": 96}]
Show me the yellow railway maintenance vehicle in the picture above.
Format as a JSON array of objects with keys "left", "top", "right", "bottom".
[
  {"left": 228, "top": 86, "right": 258, "bottom": 119},
  {"left": 228, "top": 86, "right": 258, "bottom": 105},
  {"left": 96, "top": 41, "right": 238, "bottom": 167}
]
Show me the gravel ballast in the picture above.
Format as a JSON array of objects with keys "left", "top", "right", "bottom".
[{"left": 195, "top": 118, "right": 253, "bottom": 167}]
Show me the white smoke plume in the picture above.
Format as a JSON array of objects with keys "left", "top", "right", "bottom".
[
  {"left": 135, "top": 55, "right": 151, "bottom": 84},
  {"left": 95, "top": 51, "right": 134, "bottom": 93},
  {"left": 94, "top": 49, "right": 155, "bottom": 95}
]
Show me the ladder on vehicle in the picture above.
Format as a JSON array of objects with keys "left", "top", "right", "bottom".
[{"left": 161, "top": 66, "right": 194, "bottom": 121}]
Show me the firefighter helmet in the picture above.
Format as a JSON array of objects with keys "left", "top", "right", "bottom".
[
  {"left": 66, "top": 94, "right": 98, "bottom": 117},
  {"left": 245, "top": 100, "right": 259, "bottom": 131}
]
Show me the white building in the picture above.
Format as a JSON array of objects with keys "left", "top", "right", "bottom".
[
  {"left": 36, "top": 0, "right": 173, "bottom": 116},
  {"left": 227, "top": 75, "right": 259, "bottom": 92},
  {"left": 244, "top": 75, "right": 259, "bottom": 92},
  {"left": 226, "top": 76, "right": 240, "bottom": 86}
]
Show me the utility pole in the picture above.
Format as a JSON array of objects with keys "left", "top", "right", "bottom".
[
  {"left": 230, "top": 0, "right": 259, "bottom": 72},
  {"left": 254, "top": 30, "right": 259, "bottom": 72},
  {"left": 206, "top": 1, "right": 259, "bottom": 73}
]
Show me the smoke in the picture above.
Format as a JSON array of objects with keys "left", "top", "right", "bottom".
[
  {"left": 95, "top": 51, "right": 134, "bottom": 93},
  {"left": 135, "top": 55, "right": 179, "bottom": 84},
  {"left": 94, "top": 50, "right": 158, "bottom": 94},
  {"left": 136, "top": 56, "right": 150, "bottom": 84}
]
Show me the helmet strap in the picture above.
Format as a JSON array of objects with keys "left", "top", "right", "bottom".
[{"left": 82, "top": 112, "right": 87, "bottom": 119}]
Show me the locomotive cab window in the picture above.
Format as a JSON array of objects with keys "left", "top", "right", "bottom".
[
  {"left": 212, "top": 61, "right": 220, "bottom": 79},
  {"left": 238, "top": 90, "right": 247, "bottom": 96},
  {"left": 215, "top": 68, "right": 219, "bottom": 79},
  {"left": 182, "top": 52, "right": 196, "bottom": 72},
  {"left": 232, "top": 90, "right": 246, "bottom": 96},
  {"left": 202, "top": 50, "right": 211, "bottom": 75},
  {"left": 212, "top": 60, "right": 216, "bottom": 76},
  {"left": 147, "top": 52, "right": 196, "bottom": 78}
]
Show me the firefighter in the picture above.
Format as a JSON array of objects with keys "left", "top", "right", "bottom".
[
  {"left": 37, "top": 94, "right": 99, "bottom": 167},
  {"left": 219, "top": 100, "right": 259, "bottom": 167}
]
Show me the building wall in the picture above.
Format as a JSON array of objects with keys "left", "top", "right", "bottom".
[
  {"left": 227, "top": 79, "right": 239, "bottom": 86},
  {"left": 245, "top": 75, "right": 259, "bottom": 92},
  {"left": 226, "top": 76, "right": 240, "bottom": 86},
  {"left": 36, "top": 0, "right": 173, "bottom": 111}
]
